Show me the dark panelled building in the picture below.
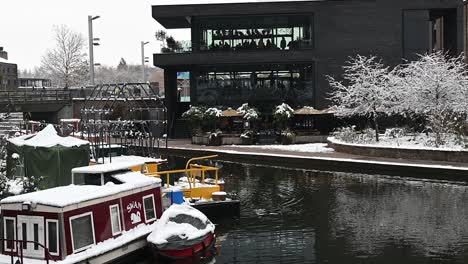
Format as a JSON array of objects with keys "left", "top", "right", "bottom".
[{"left": 152, "top": 0, "right": 466, "bottom": 129}]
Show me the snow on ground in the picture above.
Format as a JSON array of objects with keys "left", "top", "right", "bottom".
[
  {"left": 329, "top": 136, "right": 468, "bottom": 152},
  {"left": 231, "top": 143, "right": 334, "bottom": 153}
]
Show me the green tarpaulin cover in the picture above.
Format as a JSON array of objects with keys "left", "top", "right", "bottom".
[{"left": 7, "top": 125, "right": 90, "bottom": 188}]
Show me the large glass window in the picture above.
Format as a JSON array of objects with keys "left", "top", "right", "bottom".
[
  {"left": 4, "top": 217, "right": 16, "bottom": 251},
  {"left": 70, "top": 212, "right": 95, "bottom": 252},
  {"left": 47, "top": 220, "right": 59, "bottom": 256},
  {"left": 143, "top": 194, "right": 156, "bottom": 222},
  {"left": 196, "top": 64, "right": 314, "bottom": 109},
  {"left": 109, "top": 204, "right": 122, "bottom": 236},
  {"left": 199, "top": 15, "right": 313, "bottom": 52}
]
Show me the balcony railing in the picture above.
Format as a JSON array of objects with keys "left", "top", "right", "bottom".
[{"left": 158, "top": 39, "right": 313, "bottom": 54}]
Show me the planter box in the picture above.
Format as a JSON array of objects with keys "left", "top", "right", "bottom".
[
  {"left": 328, "top": 137, "right": 468, "bottom": 163},
  {"left": 192, "top": 135, "right": 210, "bottom": 145},
  {"left": 294, "top": 135, "right": 328, "bottom": 144},
  {"left": 221, "top": 136, "right": 243, "bottom": 145}
]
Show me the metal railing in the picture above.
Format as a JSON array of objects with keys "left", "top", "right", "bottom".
[
  {"left": 2, "top": 238, "right": 55, "bottom": 264},
  {"left": 148, "top": 155, "right": 220, "bottom": 190},
  {"left": 0, "top": 90, "right": 71, "bottom": 104}
]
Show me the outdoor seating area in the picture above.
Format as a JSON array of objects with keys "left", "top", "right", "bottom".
[{"left": 183, "top": 104, "right": 334, "bottom": 146}]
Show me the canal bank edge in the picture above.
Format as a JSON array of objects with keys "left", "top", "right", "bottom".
[
  {"left": 163, "top": 146, "right": 468, "bottom": 182},
  {"left": 327, "top": 137, "right": 468, "bottom": 163}
]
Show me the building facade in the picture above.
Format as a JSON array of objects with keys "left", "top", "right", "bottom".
[
  {"left": 18, "top": 78, "right": 52, "bottom": 88},
  {"left": 152, "top": 0, "right": 464, "bottom": 129},
  {"left": 0, "top": 47, "right": 18, "bottom": 90}
]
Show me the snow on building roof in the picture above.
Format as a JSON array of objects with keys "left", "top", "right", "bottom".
[
  {"left": 1, "top": 171, "right": 161, "bottom": 208},
  {"left": 0, "top": 57, "right": 15, "bottom": 64},
  {"left": 8, "top": 124, "right": 89, "bottom": 148}
]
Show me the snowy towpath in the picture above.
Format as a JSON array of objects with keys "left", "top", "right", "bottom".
[{"left": 164, "top": 139, "right": 468, "bottom": 178}]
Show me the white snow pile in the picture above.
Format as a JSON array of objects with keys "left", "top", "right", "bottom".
[
  {"left": 9, "top": 124, "right": 89, "bottom": 148},
  {"left": 232, "top": 143, "right": 334, "bottom": 153},
  {"left": 147, "top": 204, "right": 215, "bottom": 245}
]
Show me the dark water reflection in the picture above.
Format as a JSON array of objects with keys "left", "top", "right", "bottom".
[{"left": 136, "top": 157, "right": 468, "bottom": 264}]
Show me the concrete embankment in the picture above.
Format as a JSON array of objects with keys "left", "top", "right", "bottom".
[{"left": 162, "top": 140, "right": 468, "bottom": 182}]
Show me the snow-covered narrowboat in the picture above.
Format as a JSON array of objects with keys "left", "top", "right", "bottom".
[{"left": 0, "top": 161, "right": 163, "bottom": 264}]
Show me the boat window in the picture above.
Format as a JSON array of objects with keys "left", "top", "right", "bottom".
[
  {"left": 69, "top": 212, "right": 96, "bottom": 252},
  {"left": 46, "top": 220, "right": 59, "bottom": 256},
  {"left": 4, "top": 217, "right": 16, "bottom": 250},
  {"left": 105, "top": 173, "right": 124, "bottom": 185},
  {"left": 83, "top": 174, "right": 102, "bottom": 186},
  {"left": 143, "top": 194, "right": 156, "bottom": 222},
  {"left": 109, "top": 204, "right": 122, "bottom": 236}
]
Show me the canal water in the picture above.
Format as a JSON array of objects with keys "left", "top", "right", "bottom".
[{"left": 136, "top": 157, "right": 468, "bottom": 264}]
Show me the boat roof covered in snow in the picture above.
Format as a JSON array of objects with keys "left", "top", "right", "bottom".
[
  {"left": 91, "top": 155, "right": 166, "bottom": 165},
  {"left": 1, "top": 171, "right": 161, "bottom": 211},
  {"left": 72, "top": 161, "right": 149, "bottom": 174}
]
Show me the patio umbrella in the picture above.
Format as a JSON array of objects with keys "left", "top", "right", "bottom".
[
  {"left": 294, "top": 106, "right": 329, "bottom": 115},
  {"left": 222, "top": 108, "right": 242, "bottom": 117}
]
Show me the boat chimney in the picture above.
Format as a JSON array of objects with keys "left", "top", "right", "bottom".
[{"left": 0, "top": 47, "right": 8, "bottom": 60}]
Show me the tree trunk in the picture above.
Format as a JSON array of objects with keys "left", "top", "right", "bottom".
[{"left": 373, "top": 114, "right": 380, "bottom": 142}]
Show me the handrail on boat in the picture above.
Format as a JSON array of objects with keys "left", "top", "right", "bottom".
[
  {"left": 150, "top": 155, "right": 219, "bottom": 189},
  {"left": 184, "top": 155, "right": 218, "bottom": 188},
  {"left": 1, "top": 238, "right": 55, "bottom": 264}
]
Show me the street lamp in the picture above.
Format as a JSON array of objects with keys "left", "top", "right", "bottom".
[
  {"left": 141, "top": 41, "right": 150, "bottom": 83},
  {"left": 88, "top": 15, "right": 100, "bottom": 86}
]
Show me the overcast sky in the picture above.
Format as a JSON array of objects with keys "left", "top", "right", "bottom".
[{"left": 0, "top": 0, "right": 308, "bottom": 70}]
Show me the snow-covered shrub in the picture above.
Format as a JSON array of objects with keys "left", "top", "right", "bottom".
[
  {"left": 240, "top": 130, "right": 253, "bottom": 139},
  {"left": 237, "top": 103, "right": 260, "bottom": 121},
  {"left": 208, "top": 130, "right": 222, "bottom": 146},
  {"left": 280, "top": 128, "right": 296, "bottom": 145},
  {"left": 182, "top": 105, "right": 205, "bottom": 134},
  {"left": 273, "top": 103, "right": 294, "bottom": 129},
  {"left": 333, "top": 126, "right": 358, "bottom": 143},
  {"left": 333, "top": 126, "right": 375, "bottom": 144},
  {"left": 384, "top": 128, "right": 407, "bottom": 139},
  {"left": 204, "top": 107, "right": 222, "bottom": 118},
  {"left": 21, "top": 176, "right": 44, "bottom": 194},
  {"left": 204, "top": 107, "right": 222, "bottom": 131}
]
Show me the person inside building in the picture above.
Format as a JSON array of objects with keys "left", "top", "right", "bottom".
[
  {"left": 258, "top": 38, "right": 265, "bottom": 49},
  {"left": 250, "top": 39, "right": 257, "bottom": 49},
  {"left": 280, "top": 37, "right": 287, "bottom": 50}
]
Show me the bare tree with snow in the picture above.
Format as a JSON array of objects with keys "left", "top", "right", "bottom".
[
  {"left": 328, "top": 55, "right": 399, "bottom": 141},
  {"left": 398, "top": 52, "right": 468, "bottom": 146},
  {"left": 41, "top": 25, "right": 88, "bottom": 88}
]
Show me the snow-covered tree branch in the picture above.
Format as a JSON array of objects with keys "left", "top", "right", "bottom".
[
  {"left": 328, "top": 55, "right": 399, "bottom": 141},
  {"left": 398, "top": 52, "right": 468, "bottom": 146}
]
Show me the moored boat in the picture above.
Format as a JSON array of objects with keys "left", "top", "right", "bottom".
[
  {"left": 147, "top": 204, "right": 216, "bottom": 259},
  {"left": 0, "top": 161, "right": 163, "bottom": 264}
]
